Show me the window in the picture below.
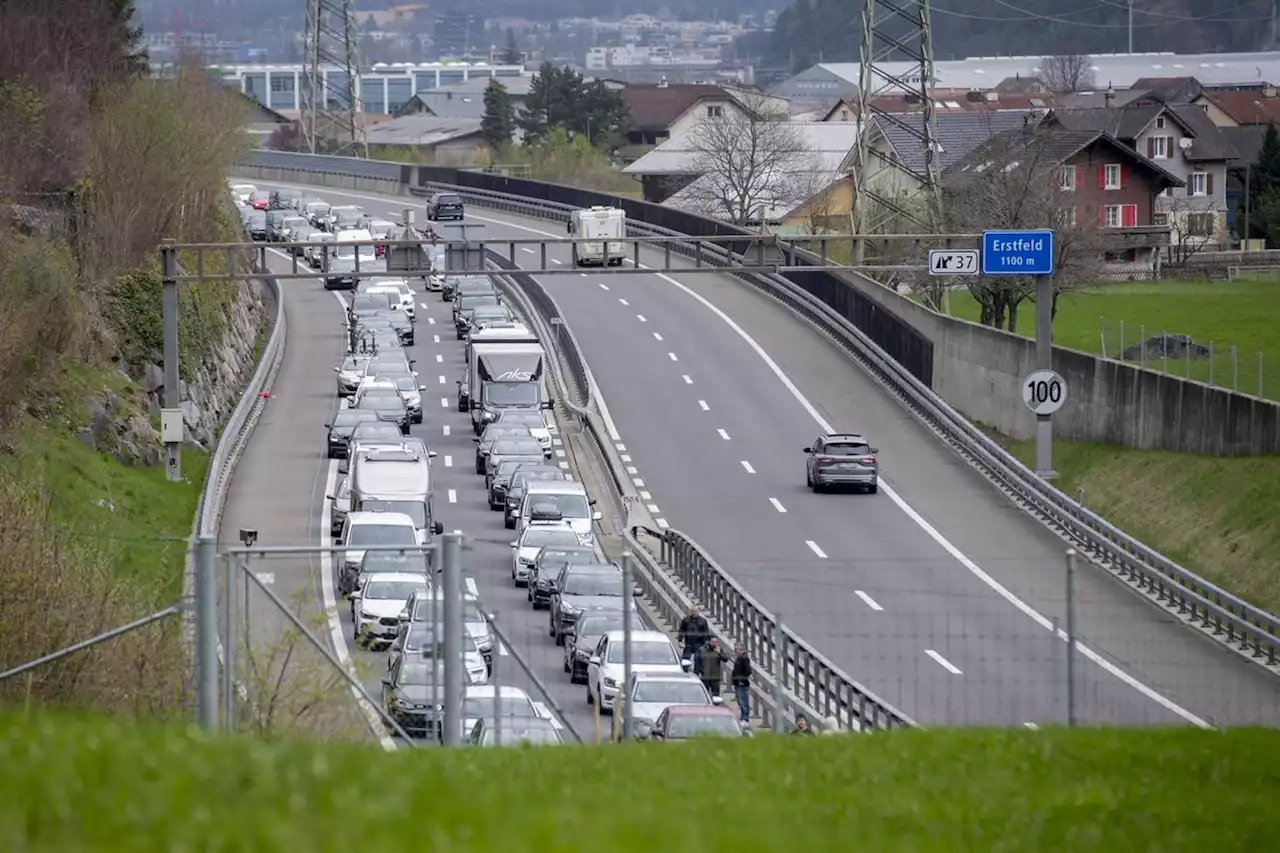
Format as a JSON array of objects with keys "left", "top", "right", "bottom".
[
  {"left": 270, "top": 73, "right": 294, "bottom": 92},
  {"left": 1154, "top": 213, "right": 1169, "bottom": 226},
  {"left": 1055, "top": 206, "right": 1078, "bottom": 227},
  {"left": 1103, "top": 164, "right": 1122, "bottom": 189},
  {"left": 1156, "top": 115, "right": 1166, "bottom": 129},
  {"left": 1103, "top": 204, "right": 1138, "bottom": 228},
  {"left": 1186, "top": 213, "right": 1215, "bottom": 237},
  {"left": 1151, "top": 136, "right": 1169, "bottom": 159},
  {"left": 706, "top": 104, "right": 723, "bottom": 117},
  {"left": 1190, "top": 172, "right": 1208, "bottom": 196},
  {"left": 1105, "top": 205, "right": 1121, "bottom": 228},
  {"left": 1057, "top": 165, "right": 1076, "bottom": 190}
]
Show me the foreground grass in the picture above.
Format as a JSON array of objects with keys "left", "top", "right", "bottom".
[
  {"left": 946, "top": 279, "right": 1280, "bottom": 399},
  {"left": 1006, "top": 437, "right": 1280, "bottom": 613},
  {"left": 2, "top": 714, "right": 1277, "bottom": 851}
]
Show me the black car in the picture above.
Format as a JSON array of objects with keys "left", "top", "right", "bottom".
[
  {"left": 528, "top": 545, "right": 598, "bottom": 608},
  {"left": 426, "top": 192, "right": 464, "bottom": 221},
  {"left": 354, "top": 390, "right": 411, "bottom": 435},
  {"left": 325, "top": 409, "right": 382, "bottom": 458},
  {"left": 453, "top": 293, "right": 502, "bottom": 337},
  {"left": 474, "top": 425, "right": 534, "bottom": 474},
  {"left": 246, "top": 212, "right": 268, "bottom": 241},
  {"left": 487, "top": 460, "right": 526, "bottom": 511},
  {"left": 564, "top": 611, "right": 626, "bottom": 684},
  {"left": 381, "top": 655, "right": 446, "bottom": 739},
  {"left": 549, "top": 562, "right": 637, "bottom": 645},
  {"left": 385, "top": 310, "right": 414, "bottom": 346},
  {"left": 268, "top": 189, "right": 301, "bottom": 211},
  {"left": 324, "top": 256, "right": 358, "bottom": 290}
]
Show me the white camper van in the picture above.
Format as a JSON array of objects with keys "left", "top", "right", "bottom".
[{"left": 568, "top": 206, "right": 625, "bottom": 267}]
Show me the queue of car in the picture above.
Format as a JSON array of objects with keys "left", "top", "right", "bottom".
[{"left": 232, "top": 180, "right": 741, "bottom": 747}]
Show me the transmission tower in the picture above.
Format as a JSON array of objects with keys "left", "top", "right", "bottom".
[
  {"left": 852, "top": 0, "right": 943, "bottom": 237},
  {"left": 302, "top": 0, "right": 368, "bottom": 157}
]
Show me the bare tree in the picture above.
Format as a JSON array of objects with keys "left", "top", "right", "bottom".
[
  {"left": 1041, "top": 55, "right": 1096, "bottom": 94},
  {"left": 681, "top": 97, "right": 815, "bottom": 226},
  {"left": 1160, "top": 194, "right": 1216, "bottom": 266},
  {"left": 945, "top": 127, "right": 1105, "bottom": 331}
]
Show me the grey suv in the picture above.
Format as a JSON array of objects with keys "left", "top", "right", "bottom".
[{"left": 803, "top": 433, "right": 880, "bottom": 493}]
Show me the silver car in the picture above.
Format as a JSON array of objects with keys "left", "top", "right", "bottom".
[
  {"left": 328, "top": 476, "right": 352, "bottom": 537},
  {"left": 335, "top": 354, "right": 373, "bottom": 396},
  {"left": 804, "top": 432, "right": 880, "bottom": 493},
  {"left": 374, "top": 373, "right": 426, "bottom": 424}
]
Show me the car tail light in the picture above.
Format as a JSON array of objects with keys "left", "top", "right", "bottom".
[
  {"left": 816, "top": 456, "right": 835, "bottom": 463},
  {"left": 860, "top": 456, "right": 877, "bottom": 464}
]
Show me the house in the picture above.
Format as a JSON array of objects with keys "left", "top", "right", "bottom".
[
  {"left": 395, "top": 76, "right": 535, "bottom": 120},
  {"left": 819, "top": 90, "right": 1054, "bottom": 123},
  {"left": 626, "top": 122, "right": 861, "bottom": 229},
  {"left": 1194, "top": 87, "right": 1280, "bottom": 128},
  {"left": 618, "top": 83, "right": 788, "bottom": 159},
  {"left": 234, "top": 93, "right": 293, "bottom": 144},
  {"left": 1129, "top": 77, "right": 1205, "bottom": 105},
  {"left": 1041, "top": 100, "right": 1237, "bottom": 249},
  {"left": 360, "top": 115, "right": 485, "bottom": 165},
  {"left": 945, "top": 126, "right": 1184, "bottom": 270},
  {"left": 859, "top": 111, "right": 1037, "bottom": 199}
]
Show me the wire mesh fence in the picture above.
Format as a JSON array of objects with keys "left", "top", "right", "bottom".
[{"left": 1097, "top": 317, "right": 1269, "bottom": 399}]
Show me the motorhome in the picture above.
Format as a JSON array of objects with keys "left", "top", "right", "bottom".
[
  {"left": 349, "top": 443, "right": 443, "bottom": 543},
  {"left": 568, "top": 206, "right": 625, "bottom": 267},
  {"left": 457, "top": 323, "right": 539, "bottom": 411},
  {"left": 464, "top": 339, "right": 548, "bottom": 434}
]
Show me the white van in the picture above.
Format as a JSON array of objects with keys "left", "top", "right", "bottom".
[
  {"left": 335, "top": 228, "right": 377, "bottom": 264},
  {"left": 517, "top": 481, "right": 601, "bottom": 545},
  {"left": 568, "top": 206, "right": 625, "bottom": 266}
]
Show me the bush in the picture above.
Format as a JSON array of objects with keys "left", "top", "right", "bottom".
[{"left": 481, "top": 129, "right": 639, "bottom": 195}]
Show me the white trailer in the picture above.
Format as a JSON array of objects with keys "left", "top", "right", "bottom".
[{"left": 568, "top": 206, "right": 625, "bottom": 267}]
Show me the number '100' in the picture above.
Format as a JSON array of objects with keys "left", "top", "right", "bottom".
[{"left": 1028, "top": 380, "right": 1062, "bottom": 404}]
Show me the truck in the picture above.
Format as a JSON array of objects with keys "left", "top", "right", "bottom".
[
  {"left": 457, "top": 323, "right": 539, "bottom": 412},
  {"left": 463, "top": 338, "right": 549, "bottom": 434},
  {"left": 568, "top": 206, "right": 626, "bottom": 267}
]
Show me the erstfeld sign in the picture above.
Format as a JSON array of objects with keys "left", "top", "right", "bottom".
[
  {"left": 981, "top": 229, "right": 1055, "bottom": 276},
  {"left": 1022, "top": 369, "right": 1067, "bottom": 415},
  {"left": 928, "top": 249, "right": 979, "bottom": 275}
]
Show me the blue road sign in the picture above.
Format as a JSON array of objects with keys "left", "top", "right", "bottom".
[{"left": 981, "top": 229, "right": 1055, "bottom": 276}]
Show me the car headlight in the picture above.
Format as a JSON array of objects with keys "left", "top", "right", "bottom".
[
  {"left": 604, "top": 678, "right": 617, "bottom": 689},
  {"left": 393, "top": 698, "right": 411, "bottom": 709},
  {"left": 359, "top": 611, "right": 375, "bottom": 621},
  {"left": 560, "top": 601, "right": 578, "bottom": 613},
  {"left": 476, "top": 637, "right": 492, "bottom": 652}
]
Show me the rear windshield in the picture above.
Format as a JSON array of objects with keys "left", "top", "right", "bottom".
[
  {"left": 437, "top": 195, "right": 462, "bottom": 204},
  {"left": 492, "top": 439, "right": 542, "bottom": 456},
  {"left": 825, "top": 443, "right": 872, "bottom": 456}
]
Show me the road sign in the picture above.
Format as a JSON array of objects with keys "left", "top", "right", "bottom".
[
  {"left": 928, "top": 249, "right": 978, "bottom": 275},
  {"left": 981, "top": 229, "right": 1055, "bottom": 276},
  {"left": 1022, "top": 370, "right": 1067, "bottom": 415}
]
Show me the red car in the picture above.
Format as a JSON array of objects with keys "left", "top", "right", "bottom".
[
  {"left": 248, "top": 190, "right": 270, "bottom": 210},
  {"left": 648, "top": 705, "right": 745, "bottom": 741}
]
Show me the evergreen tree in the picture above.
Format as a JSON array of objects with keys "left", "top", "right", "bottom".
[
  {"left": 499, "top": 29, "right": 522, "bottom": 65},
  {"left": 518, "top": 62, "right": 628, "bottom": 148},
  {"left": 110, "top": 0, "right": 149, "bottom": 77},
  {"left": 1243, "top": 123, "right": 1280, "bottom": 241},
  {"left": 480, "top": 79, "right": 515, "bottom": 149}
]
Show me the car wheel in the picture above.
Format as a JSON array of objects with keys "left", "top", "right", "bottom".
[
  {"left": 806, "top": 468, "right": 813, "bottom": 487},
  {"left": 555, "top": 629, "right": 565, "bottom": 647},
  {"left": 587, "top": 684, "right": 594, "bottom": 706},
  {"left": 474, "top": 462, "right": 484, "bottom": 475},
  {"left": 868, "top": 484, "right": 878, "bottom": 494},
  {"left": 563, "top": 654, "right": 570, "bottom": 673},
  {"left": 504, "top": 516, "right": 515, "bottom": 530},
  {"left": 549, "top": 617, "right": 556, "bottom": 638}
]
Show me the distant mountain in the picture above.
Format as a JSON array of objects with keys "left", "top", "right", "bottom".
[{"left": 768, "top": 0, "right": 1278, "bottom": 73}]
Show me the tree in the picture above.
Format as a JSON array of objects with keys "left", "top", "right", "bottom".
[
  {"left": 480, "top": 79, "right": 515, "bottom": 149},
  {"left": 1041, "top": 54, "right": 1095, "bottom": 94},
  {"left": 499, "top": 28, "right": 521, "bottom": 65},
  {"left": 1161, "top": 194, "right": 1217, "bottom": 264},
  {"left": 517, "top": 62, "right": 627, "bottom": 148},
  {"left": 944, "top": 126, "right": 1105, "bottom": 330},
  {"left": 681, "top": 100, "right": 814, "bottom": 226},
  {"left": 1242, "top": 122, "right": 1280, "bottom": 243}
]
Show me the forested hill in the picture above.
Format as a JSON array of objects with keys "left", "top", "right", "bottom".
[{"left": 768, "top": 0, "right": 1278, "bottom": 72}]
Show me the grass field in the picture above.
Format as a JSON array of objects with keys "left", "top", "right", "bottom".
[
  {"left": 2, "top": 714, "right": 1278, "bottom": 852},
  {"left": 1004, "top": 437, "right": 1280, "bottom": 614},
  {"left": 945, "top": 279, "right": 1280, "bottom": 400}
]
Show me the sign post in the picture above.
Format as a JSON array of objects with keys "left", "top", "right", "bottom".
[{"left": 981, "top": 230, "right": 1059, "bottom": 477}]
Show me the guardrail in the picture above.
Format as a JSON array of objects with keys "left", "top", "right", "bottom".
[{"left": 237, "top": 150, "right": 1280, "bottom": 698}]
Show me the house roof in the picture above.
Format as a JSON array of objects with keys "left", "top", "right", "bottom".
[
  {"left": 621, "top": 84, "right": 730, "bottom": 131},
  {"left": 1220, "top": 124, "right": 1267, "bottom": 165},
  {"left": 1203, "top": 90, "right": 1280, "bottom": 125},
  {"left": 871, "top": 110, "right": 1034, "bottom": 175},
  {"left": 1044, "top": 104, "right": 1237, "bottom": 161},
  {"left": 944, "top": 127, "right": 1185, "bottom": 189},
  {"left": 362, "top": 115, "right": 483, "bottom": 146},
  {"left": 1130, "top": 76, "right": 1203, "bottom": 101},
  {"left": 622, "top": 120, "right": 860, "bottom": 177}
]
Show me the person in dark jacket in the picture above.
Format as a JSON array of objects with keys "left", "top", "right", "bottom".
[
  {"left": 791, "top": 715, "right": 816, "bottom": 735},
  {"left": 697, "top": 637, "right": 729, "bottom": 699},
  {"left": 730, "top": 644, "right": 752, "bottom": 724},
  {"left": 677, "top": 606, "right": 710, "bottom": 674}
]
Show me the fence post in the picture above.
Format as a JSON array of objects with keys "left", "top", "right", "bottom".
[
  {"left": 160, "top": 238, "right": 182, "bottom": 482},
  {"left": 1118, "top": 320, "right": 1125, "bottom": 362},
  {"left": 1162, "top": 330, "right": 1168, "bottom": 374},
  {"left": 1140, "top": 325, "right": 1146, "bottom": 364},
  {"left": 441, "top": 532, "right": 464, "bottom": 747},
  {"left": 1208, "top": 341, "right": 1215, "bottom": 387},
  {"left": 773, "top": 616, "right": 785, "bottom": 735},
  {"left": 1186, "top": 337, "right": 1192, "bottom": 378},
  {"left": 1098, "top": 317, "right": 1106, "bottom": 358},
  {"left": 492, "top": 609, "right": 501, "bottom": 748},
  {"left": 222, "top": 555, "right": 234, "bottom": 730},
  {"left": 196, "top": 535, "right": 218, "bottom": 730},
  {"left": 1259, "top": 352, "right": 1265, "bottom": 398},
  {"left": 621, "top": 552, "right": 634, "bottom": 742},
  {"left": 1065, "top": 549, "right": 1077, "bottom": 727},
  {"left": 1232, "top": 346, "right": 1239, "bottom": 391}
]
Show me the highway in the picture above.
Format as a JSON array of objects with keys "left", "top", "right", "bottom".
[{"left": 235, "top": 177, "right": 1280, "bottom": 730}]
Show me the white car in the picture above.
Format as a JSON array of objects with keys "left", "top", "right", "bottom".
[
  {"left": 510, "top": 523, "right": 583, "bottom": 586},
  {"left": 517, "top": 481, "right": 602, "bottom": 545},
  {"left": 351, "top": 571, "right": 430, "bottom": 647},
  {"left": 365, "top": 280, "right": 416, "bottom": 322},
  {"left": 426, "top": 247, "right": 446, "bottom": 291},
  {"left": 461, "top": 685, "right": 560, "bottom": 734},
  {"left": 230, "top": 182, "right": 256, "bottom": 204},
  {"left": 337, "top": 511, "right": 419, "bottom": 597},
  {"left": 587, "top": 630, "right": 689, "bottom": 713},
  {"left": 614, "top": 672, "right": 722, "bottom": 737},
  {"left": 494, "top": 409, "right": 554, "bottom": 453},
  {"left": 352, "top": 378, "right": 400, "bottom": 407}
]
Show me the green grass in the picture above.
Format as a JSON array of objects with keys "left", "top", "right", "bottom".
[
  {"left": 1005, "top": 438, "right": 1280, "bottom": 613},
  {"left": 1, "top": 713, "right": 1277, "bottom": 851},
  {"left": 945, "top": 279, "right": 1280, "bottom": 400},
  {"left": 0, "top": 363, "right": 206, "bottom": 597}
]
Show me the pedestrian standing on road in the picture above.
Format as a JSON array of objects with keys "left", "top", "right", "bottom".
[
  {"left": 730, "top": 644, "right": 752, "bottom": 725},
  {"left": 698, "top": 637, "right": 729, "bottom": 700},
  {"left": 677, "top": 606, "right": 710, "bottom": 674}
]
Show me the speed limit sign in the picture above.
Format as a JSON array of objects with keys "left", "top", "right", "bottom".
[{"left": 1022, "top": 370, "right": 1067, "bottom": 415}]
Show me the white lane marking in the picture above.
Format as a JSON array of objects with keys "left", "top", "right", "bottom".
[
  {"left": 639, "top": 490, "right": 652, "bottom": 500},
  {"left": 420, "top": 302, "right": 430, "bottom": 309},
  {"left": 254, "top": 572, "right": 275, "bottom": 585},
  {"left": 580, "top": 273, "right": 587, "bottom": 277},
  {"left": 667, "top": 352, "right": 678, "bottom": 361},
  {"left": 717, "top": 428, "right": 731, "bottom": 441},
  {"left": 620, "top": 454, "right": 631, "bottom": 462},
  {"left": 619, "top": 298, "right": 629, "bottom": 306},
  {"left": 655, "top": 518, "right": 670, "bottom": 529},
  {"left": 805, "top": 541, "right": 828, "bottom": 559},
  {"left": 521, "top": 247, "right": 535, "bottom": 254},
  {"left": 855, "top": 590, "right": 883, "bottom": 611},
  {"left": 741, "top": 461, "right": 755, "bottom": 474},
  {"left": 647, "top": 504, "right": 661, "bottom": 514},
  {"left": 698, "top": 400, "right": 709, "bottom": 411},
  {"left": 555, "top": 448, "right": 566, "bottom": 458},
  {"left": 433, "top": 334, "right": 440, "bottom": 343},
  {"left": 440, "top": 397, "right": 449, "bottom": 408},
  {"left": 447, "top": 489, "right": 458, "bottom": 504},
  {"left": 633, "top": 478, "right": 645, "bottom": 487},
  {"left": 925, "top": 650, "right": 963, "bottom": 675},
  {"left": 599, "top": 283, "right": 609, "bottom": 290},
  {"left": 443, "top": 424, "right": 451, "bottom": 436},
  {"left": 653, "top": 332, "right": 663, "bottom": 341},
  {"left": 681, "top": 374, "right": 692, "bottom": 384},
  {"left": 438, "top": 375, "right": 446, "bottom": 384},
  {"left": 281, "top": 187, "right": 1208, "bottom": 726},
  {"left": 769, "top": 498, "right": 787, "bottom": 513},
  {"left": 552, "top": 438, "right": 563, "bottom": 446},
  {"left": 551, "top": 258, "right": 563, "bottom": 265},
  {"left": 558, "top": 461, "right": 570, "bottom": 469},
  {"left": 427, "top": 316, "right": 436, "bottom": 325},
  {"left": 625, "top": 466, "right": 638, "bottom": 475},
  {"left": 636, "top": 314, "right": 647, "bottom": 322},
  {"left": 443, "top": 455, "right": 453, "bottom": 468},
  {"left": 436, "top": 354, "right": 443, "bottom": 363},
  {"left": 615, "top": 443, "right": 626, "bottom": 451}
]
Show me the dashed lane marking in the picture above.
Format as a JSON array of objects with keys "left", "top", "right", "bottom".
[
  {"left": 633, "top": 478, "right": 645, "bottom": 487},
  {"left": 619, "top": 298, "right": 630, "bottom": 306},
  {"left": 653, "top": 332, "right": 663, "bottom": 341},
  {"left": 741, "top": 461, "right": 755, "bottom": 474},
  {"left": 698, "top": 400, "right": 709, "bottom": 411},
  {"left": 926, "top": 650, "right": 963, "bottom": 675},
  {"left": 769, "top": 498, "right": 787, "bottom": 513},
  {"left": 636, "top": 314, "right": 647, "bottom": 322},
  {"left": 717, "top": 428, "right": 731, "bottom": 441},
  {"left": 443, "top": 424, "right": 451, "bottom": 436},
  {"left": 855, "top": 590, "right": 883, "bottom": 611},
  {"left": 447, "top": 489, "right": 458, "bottom": 504},
  {"left": 443, "top": 455, "right": 453, "bottom": 468},
  {"left": 682, "top": 374, "right": 692, "bottom": 384},
  {"left": 805, "top": 540, "right": 828, "bottom": 559}
]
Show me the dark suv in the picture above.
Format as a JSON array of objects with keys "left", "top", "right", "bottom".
[
  {"left": 427, "top": 192, "right": 464, "bottom": 221},
  {"left": 803, "top": 433, "right": 880, "bottom": 493}
]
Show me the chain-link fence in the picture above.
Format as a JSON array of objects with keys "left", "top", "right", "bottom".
[{"left": 1098, "top": 318, "right": 1269, "bottom": 399}]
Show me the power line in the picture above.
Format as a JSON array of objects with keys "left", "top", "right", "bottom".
[{"left": 932, "top": 0, "right": 1270, "bottom": 27}]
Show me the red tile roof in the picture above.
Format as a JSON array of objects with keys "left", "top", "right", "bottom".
[
  {"left": 621, "top": 84, "right": 728, "bottom": 131},
  {"left": 1205, "top": 90, "right": 1280, "bottom": 126}
]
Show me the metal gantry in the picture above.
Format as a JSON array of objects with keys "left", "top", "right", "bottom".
[
  {"left": 853, "top": 0, "right": 944, "bottom": 237},
  {"left": 301, "top": 0, "right": 368, "bottom": 157}
]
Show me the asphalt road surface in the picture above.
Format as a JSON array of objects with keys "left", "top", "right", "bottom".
[{"left": 236, "top": 177, "right": 1280, "bottom": 729}]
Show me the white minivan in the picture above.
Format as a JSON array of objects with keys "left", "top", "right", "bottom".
[{"left": 516, "top": 481, "right": 601, "bottom": 545}]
